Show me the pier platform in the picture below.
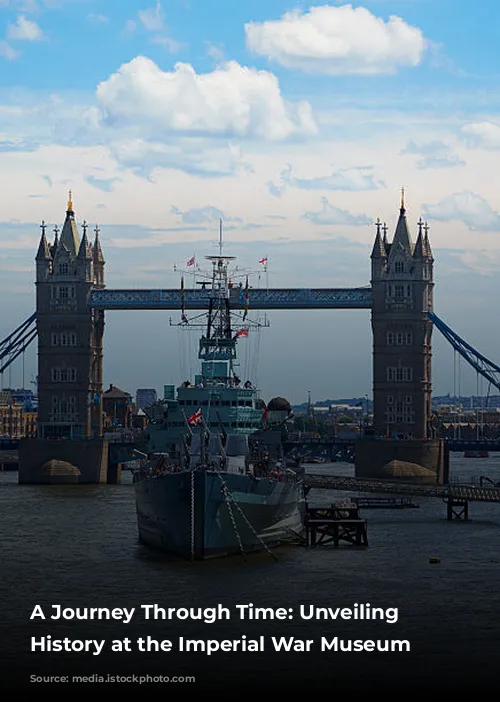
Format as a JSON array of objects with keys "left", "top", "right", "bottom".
[{"left": 304, "top": 503, "right": 368, "bottom": 549}]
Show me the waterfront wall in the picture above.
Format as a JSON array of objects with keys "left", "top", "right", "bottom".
[
  {"left": 355, "top": 438, "right": 447, "bottom": 485},
  {"left": 18, "top": 438, "right": 109, "bottom": 484}
]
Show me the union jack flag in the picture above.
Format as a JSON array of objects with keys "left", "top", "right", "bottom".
[
  {"left": 187, "top": 256, "right": 195, "bottom": 266},
  {"left": 187, "top": 408, "right": 203, "bottom": 426},
  {"left": 259, "top": 257, "right": 267, "bottom": 265}
]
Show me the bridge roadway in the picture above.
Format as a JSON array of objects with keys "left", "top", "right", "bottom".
[{"left": 304, "top": 474, "right": 500, "bottom": 503}]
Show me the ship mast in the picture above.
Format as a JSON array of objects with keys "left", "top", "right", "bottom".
[
  {"left": 172, "top": 219, "right": 269, "bottom": 387},
  {"left": 199, "top": 219, "right": 237, "bottom": 383}
]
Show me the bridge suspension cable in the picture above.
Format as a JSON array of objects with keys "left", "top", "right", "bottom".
[
  {"left": 429, "top": 311, "right": 500, "bottom": 393},
  {"left": 0, "top": 312, "right": 37, "bottom": 375}
]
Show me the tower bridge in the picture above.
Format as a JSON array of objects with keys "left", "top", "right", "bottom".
[{"left": 1, "top": 190, "right": 500, "bottom": 484}]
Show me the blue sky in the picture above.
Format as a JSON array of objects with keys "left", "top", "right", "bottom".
[{"left": 1, "top": 1, "right": 500, "bottom": 403}]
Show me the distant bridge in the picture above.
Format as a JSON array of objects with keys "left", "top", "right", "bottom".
[{"left": 285, "top": 437, "right": 500, "bottom": 462}]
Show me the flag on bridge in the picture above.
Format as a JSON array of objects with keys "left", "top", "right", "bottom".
[
  {"left": 187, "top": 256, "right": 195, "bottom": 266},
  {"left": 259, "top": 257, "right": 267, "bottom": 265},
  {"left": 188, "top": 408, "right": 203, "bottom": 426}
]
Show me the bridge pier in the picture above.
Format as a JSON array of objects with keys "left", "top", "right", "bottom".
[
  {"left": 446, "top": 498, "right": 469, "bottom": 521},
  {"left": 18, "top": 438, "right": 110, "bottom": 484},
  {"left": 106, "top": 460, "right": 122, "bottom": 485},
  {"left": 355, "top": 438, "right": 446, "bottom": 484}
]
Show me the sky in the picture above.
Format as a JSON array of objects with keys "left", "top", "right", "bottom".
[{"left": 1, "top": 0, "right": 500, "bottom": 404}]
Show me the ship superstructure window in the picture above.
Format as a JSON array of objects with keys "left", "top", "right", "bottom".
[{"left": 387, "top": 367, "right": 413, "bottom": 382}]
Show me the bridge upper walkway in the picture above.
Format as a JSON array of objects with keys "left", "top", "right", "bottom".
[{"left": 87, "top": 287, "right": 373, "bottom": 310}]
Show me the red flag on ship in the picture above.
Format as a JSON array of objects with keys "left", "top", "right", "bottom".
[
  {"left": 259, "top": 257, "right": 267, "bottom": 265},
  {"left": 187, "top": 256, "right": 195, "bottom": 266},
  {"left": 187, "top": 408, "right": 203, "bottom": 426},
  {"left": 235, "top": 329, "right": 249, "bottom": 338}
]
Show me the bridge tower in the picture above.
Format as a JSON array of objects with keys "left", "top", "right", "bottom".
[
  {"left": 370, "top": 190, "right": 434, "bottom": 439},
  {"left": 35, "top": 193, "right": 105, "bottom": 439}
]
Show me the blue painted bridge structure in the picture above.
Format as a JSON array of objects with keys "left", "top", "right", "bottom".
[
  {"left": 87, "top": 286, "right": 373, "bottom": 310},
  {"left": 2, "top": 286, "right": 500, "bottom": 393}
]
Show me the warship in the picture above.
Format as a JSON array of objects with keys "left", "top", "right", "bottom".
[{"left": 134, "top": 224, "right": 305, "bottom": 560}]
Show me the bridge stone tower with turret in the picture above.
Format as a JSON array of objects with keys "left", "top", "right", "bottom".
[
  {"left": 370, "top": 191, "right": 434, "bottom": 439},
  {"left": 35, "top": 193, "right": 105, "bottom": 439},
  {"left": 356, "top": 192, "right": 445, "bottom": 484}
]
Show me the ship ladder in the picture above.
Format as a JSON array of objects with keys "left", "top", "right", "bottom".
[{"left": 216, "top": 473, "right": 278, "bottom": 562}]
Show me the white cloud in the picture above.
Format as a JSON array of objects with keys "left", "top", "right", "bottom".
[
  {"left": 245, "top": 4, "right": 426, "bottom": 75},
  {"left": 7, "top": 15, "right": 44, "bottom": 41},
  {"left": 87, "top": 13, "right": 109, "bottom": 24},
  {"left": 171, "top": 205, "right": 241, "bottom": 225},
  {"left": 268, "top": 164, "right": 384, "bottom": 196},
  {"left": 302, "top": 197, "right": 372, "bottom": 225},
  {"left": 151, "top": 35, "right": 182, "bottom": 53},
  {"left": 402, "top": 139, "right": 449, "bottom": 156},
  {"left": 107, "top": 138, "right": 253, "bottom": 178},
  {"left": 96, "top": 56, "right": 317, "bottom": 140},
  {"left": 0, "top": 40, "right": 20, "bottom": 60},
  {"left": 0, "top": 0, "right": 38, "bottom": 10},
  {"left": 401, "top": 139, "right": 465, "bottom": 169},
  {"left": 456, "top": 249, "right": 500, "bottom": 276},
  {"left": 205, "top": 42, "right": 224, "bottom": 63},
  {"left": 423, "top": 192, "right": 500, "bottom": 231},
  {"left": 135, "top": 1, "right": 181, "bottom": 51},
  {"left": 138, "top": 1, "right": 164, "bottom": 31},
  {"left": 417, "top": 155, "right": 464, "bottom": 169},
  {"left": 461, "top": 121, "right": 500, "bottom": 149}
]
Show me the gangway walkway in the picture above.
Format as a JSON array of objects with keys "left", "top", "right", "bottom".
[{"left": 304, "top": 474, "right": 500, "bottom": 503}]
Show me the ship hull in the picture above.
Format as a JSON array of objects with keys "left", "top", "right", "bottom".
[{"left": 135, "top": 471, "right": 305, "bottom": 559}]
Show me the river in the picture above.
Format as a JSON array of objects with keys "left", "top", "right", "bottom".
[{"left": 1, "top": 454, "right": 499, "bottom": 689}]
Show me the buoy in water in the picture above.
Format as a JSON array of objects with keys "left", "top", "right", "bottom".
[{"left": 429, "top": 557, "right": 441, "bottom": 564}]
